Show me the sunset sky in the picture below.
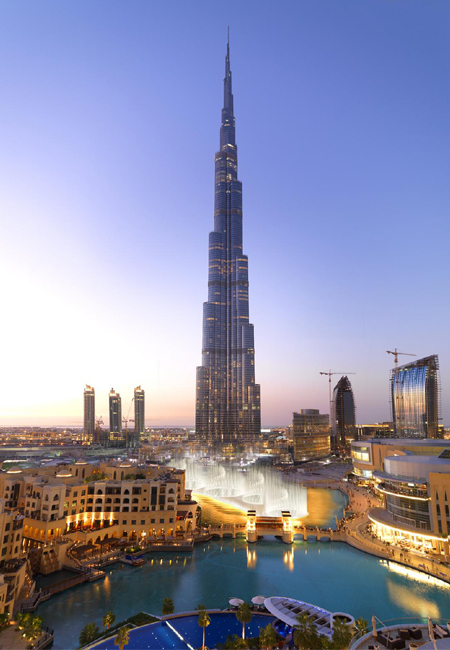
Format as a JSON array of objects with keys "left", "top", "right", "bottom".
[{"left": 1, "top": 1, "right": 449, "bottom": 427}]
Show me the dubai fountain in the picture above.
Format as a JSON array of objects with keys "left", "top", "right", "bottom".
[{"left": 174, "top": 458, "right": 308, "bottom": 518}]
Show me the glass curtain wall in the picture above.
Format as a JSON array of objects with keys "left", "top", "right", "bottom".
[{"left": 390, "top": 355, "right": 440, "bottom": 438}]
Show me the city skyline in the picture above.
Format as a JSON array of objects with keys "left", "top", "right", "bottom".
[{"left": 1, "top": 2, "right": 450, "bottom": 427}]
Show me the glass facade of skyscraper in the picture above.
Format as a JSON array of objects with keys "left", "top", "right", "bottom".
[
  {"left": 332, "top": 376, "right": 356, "bottom": 449},
  {"left": 195, "top": 39, "right": 261, "bottom": 444},
  {"left": 109, "top": 388, "right": 122, "bottom": 435},
  {"left": 133, "top": 385, "right": 145, "bottom": 446},
  {"left": 83, "top": 385, "right": 95, "bottom": 441},
  {"left": 390, "top": 354, "right": 440, "bottom": 438},
  {"left": 292, "top": 409, "right": 330, "bottom": 462}
]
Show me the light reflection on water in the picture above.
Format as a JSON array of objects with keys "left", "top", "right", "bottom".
[{"left": 386, "top": 580, "right": 441, "bottom": 619}]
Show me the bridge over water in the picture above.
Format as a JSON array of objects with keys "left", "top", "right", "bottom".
[{"left": 207, "top": 510, "right": 346, "bottom": 544}]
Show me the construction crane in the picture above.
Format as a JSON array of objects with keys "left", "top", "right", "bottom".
[
  {"left": 94, "top": 416, "right": 103, "bottom": 445},
  {"left": 122, "top": 398, "right": 135, "bottom": 446},
  {"left": 386, "top": 348, "right": 416, "bottom": 368}
]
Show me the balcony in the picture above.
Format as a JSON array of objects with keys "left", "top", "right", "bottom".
[{"left": 377, "top": 482, "right": 429, "bottom": 501}]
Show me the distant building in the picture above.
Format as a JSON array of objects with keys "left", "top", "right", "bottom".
[
  {"left": 109, "top": 388, "right": 122, "bottom": 435},
  {"left": 83, "top": 385, "right": 95, "bottom": 440},
  {"left": 134, "top": 386, "right": 145, "bottom": 437},
  {"left": 356, "top": 422, "right": 395, "bottom": 439},
  {"left": 293, "top": 409, "right": 330, "bottom": 462},
  {"left": 332, "top": 376, "right": 356, "bottom": 449},
  {"left": 390, "top": 354, "right": 441, "bottom": 438}
]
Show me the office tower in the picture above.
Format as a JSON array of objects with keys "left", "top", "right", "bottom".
[
  {"left": 332, "top": 376, "right": 356, "bottom": 449},
  {"left": 109, "top": 388, "right": 122, "bottom": 435},
  {"left": 83, "top": 385, "right": 95, "bottom": 440},
  {"left": 390, "top": 354, "right": 441, "bottom": 438},
  {"left": 132, "top": 385, "right": 145, "bottom": 447},
  {"left": 195, "top": 37, "right": 261, "bottom": 444},
  {"left": 292, "top": 409, "right": 330, "bottom": 462}
]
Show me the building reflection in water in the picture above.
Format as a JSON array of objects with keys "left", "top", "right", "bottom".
[
  {"left": 381, "top": 560, "right": 448, "bottom": 589},
  {"left": 386, "top": 579, "right": 440, "bottom": 619},
  {"left": 247, "top": 547, "right": 257, "bottom": 569},
  {"left": 283, "top": 547, "right": 294, "bottom": 571}
]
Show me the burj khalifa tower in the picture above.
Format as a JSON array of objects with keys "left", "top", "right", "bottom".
[{"left": 195, "top": 36, "right": 261, "bottom": 444}]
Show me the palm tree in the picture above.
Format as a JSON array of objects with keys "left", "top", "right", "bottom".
[
  {"left": 259, "top": 623, "right": 278, "bottom": 649},
  {"left": 235, "top": 602, "right": 252, "bottom": 640},
  {"left": 103, "top": 611, "right": 116, "bottom": 630},
  {"left": 162, "top": 597, "right": 175, "bottom": 616},
  {"left": 353, "top": 618, "right": 369, "bottom": 639},
  {"left": 331, "top": 618, "right": 353, "bottom": 650},
  {"left": 293, "top": 612, "right": 321, "bottom": 650},
  {"left": 197, "top": 605, "right": 211, "bottom": 650},
  {"left": 223, "top": 634, "right": 247, "bottom": 649},
  {"left": 79, "top": 622, "right": 100, "bottom": 648},
  {"left": 114, "top": 625, "right": 130, "bottom": 650}
]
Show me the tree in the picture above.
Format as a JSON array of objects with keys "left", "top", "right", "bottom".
[
  {"left": 83, "top": 472, "right": 108, "bottom": 483},
  {"left": 319, "top": 634, "right": 332, "bottom": 649},
  {"left": 331, "top": 618, "right": 353, "bottom": 650},
  {"left": 197, "top": 604, "right": 211, "bottom": 650},
  {"left": 162, "top": 597, "right": 174, "bottom": 616},
  {"left": 114, "top": 625, "right": 131, "bottom": 650},
  {"left": 0, "top": 613, "right": 8, "bottom": 634},
  {"left": 223, "top": 634, "right": 247, "bottom": 649},
  {"left": 103, "top": 612, "right": 116, "bottom": 630},
  {"left": 79, "top": 622, "right": 100, "bottom": 647},
  {"left": 16, "top": 612, "right": 29, "bottom": 630},
  {"left": 16, "top": 614, "right": 43, "bottom": 641},
  {"left": 25, "top": 615, "right": 43, "bottom": 641},
  {"left": 259, "top": 623, "right": 278, "bottom": 650},
  {"left": 293, "top": 612, "right": 321, "bottom": 650},
  {"left": 353, "top": 618, "right": 368, "bottom": 639},
  {"left": 235, "top": 602, "right": 252, "bottom": 640}
]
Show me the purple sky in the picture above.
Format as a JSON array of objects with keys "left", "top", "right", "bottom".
[{"left": 1, "top": 1, "right": 449, "bottom": 427}]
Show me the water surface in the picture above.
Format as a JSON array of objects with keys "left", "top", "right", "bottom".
[{"left": 38, "top": 539, "right": 450, "bottom": 649}]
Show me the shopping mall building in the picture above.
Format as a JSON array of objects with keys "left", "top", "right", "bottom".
[{"left": 351, "top": 439, "right": 450, "bottom": 558}]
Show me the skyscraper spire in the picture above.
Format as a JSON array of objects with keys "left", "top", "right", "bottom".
[
  {"left": 195, "top": 37, "right": 261, "bottom": 445},
  {"left": 223, "top": 29, "right": 233, "bottom": 120}
]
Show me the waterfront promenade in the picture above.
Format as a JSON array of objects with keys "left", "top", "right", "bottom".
[{"left": 328, "top": 481, "right": 450, "bottom": 585}]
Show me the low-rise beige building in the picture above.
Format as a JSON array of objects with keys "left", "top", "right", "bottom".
[
  {"left": 0, "top": 499, "right": 26, "bottom": 615},
  {"left": 0, "top": 462, "right": 198, "bottom": 547}
]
